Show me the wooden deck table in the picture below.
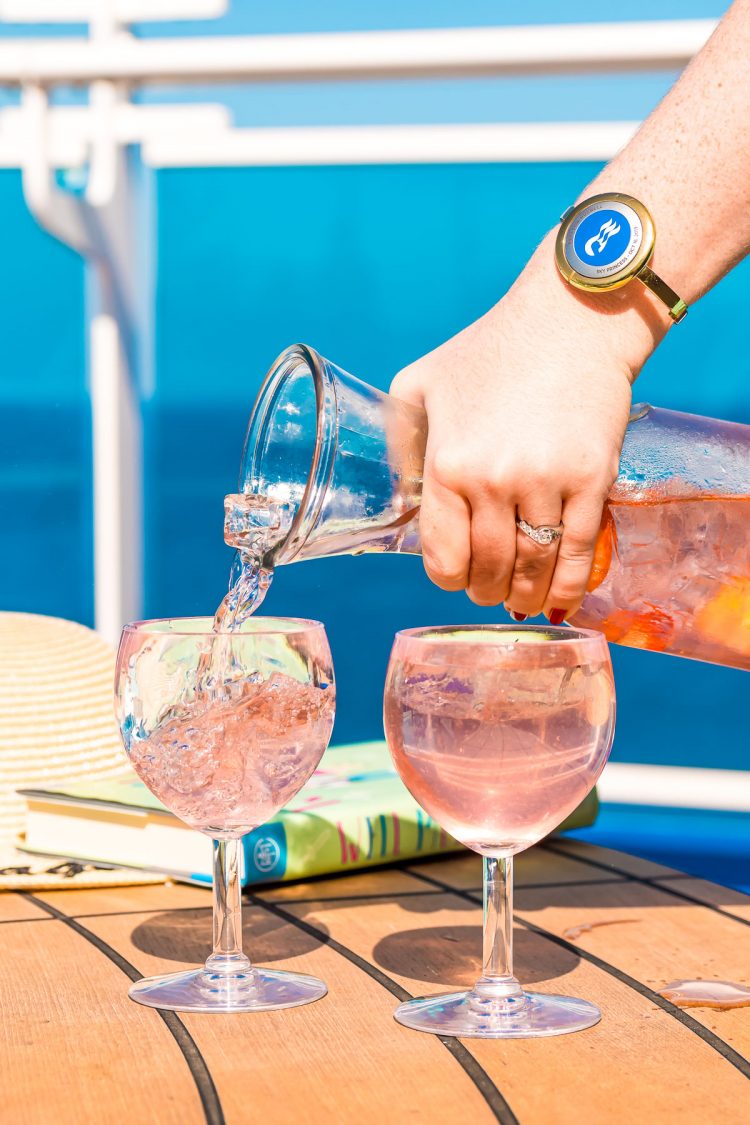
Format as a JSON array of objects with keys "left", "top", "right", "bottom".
[{"left": 2, "top": 840, "right": 748, "bottom": 1124}]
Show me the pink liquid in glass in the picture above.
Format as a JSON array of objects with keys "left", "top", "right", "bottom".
[
  {"left": 128, "top": 672, "right": 335, "bottom": 836},
  {"left": 384, "top": 629, "right": 615, "bottom": 856}
]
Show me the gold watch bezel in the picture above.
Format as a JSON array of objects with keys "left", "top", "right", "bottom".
[{"left": 555, "top": 192, "right": 656, "bottom": 293}]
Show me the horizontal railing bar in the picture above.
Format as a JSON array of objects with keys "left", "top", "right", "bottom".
[
  {"left": 0, "top": 0, "right": 227, "bottom": 20},
  {"left": 0, "top": 20, "right": 716, "bottom": 87},
  {"left": 143, "top": 121, "right": 638, "bottom": 167},
  {"left": 599, "top": 763, "right": 750, "bottom": 812}
]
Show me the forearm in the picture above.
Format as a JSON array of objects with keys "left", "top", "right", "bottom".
[
  {"left": 591, "top": 0, "right": 750, "bottom": 305},
  {"left": 497, "top": 1, "right": 750, "bottom": 382}
]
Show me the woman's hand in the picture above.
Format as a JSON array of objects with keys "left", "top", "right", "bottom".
[{"left": 390, "top": 236, "right": 664, "bottom": 621}]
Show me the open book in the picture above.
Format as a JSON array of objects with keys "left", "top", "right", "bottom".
[{"left": 19, "top": 741, "right": 598, "bottom": 886}]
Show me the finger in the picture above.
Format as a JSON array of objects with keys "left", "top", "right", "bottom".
[
  {"left": 466, "top": 499, "right": 517, "bottom": 606},
  {"left": 544, "top": 492, "right": 608, "bottom": 620},
  {"left": 504, "top": 494, "right": 563, "bottom": 618},
  {"left": 420, "top": 471, "right": 471, "bottom": 592}
]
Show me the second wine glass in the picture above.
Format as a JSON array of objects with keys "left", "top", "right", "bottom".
[{"left": 383, "top": 624, "right": 615, "bottom": 1038}]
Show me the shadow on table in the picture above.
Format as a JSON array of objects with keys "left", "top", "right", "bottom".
[
  {"left": 372, "top": 925, "right": 579, "bottom": 987},
  {"left": 130, "top": 906, "right": 329, "bottom": 965}
]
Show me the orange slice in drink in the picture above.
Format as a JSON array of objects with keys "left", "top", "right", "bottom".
[
  {"left": 587, "top": 507, "right": 616, "bottom": 593},
  {"left": 695, "top": 579, "right": 750, "bottom": 657}
]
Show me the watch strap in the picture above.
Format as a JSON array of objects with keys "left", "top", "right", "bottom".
[{"left": 637, "top": 265, "right": 688, "bottom": 323}]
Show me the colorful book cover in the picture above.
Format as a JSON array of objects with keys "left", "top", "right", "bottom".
[
  {"left": 19, "top": 741, "right": 599, "bottom": 886},
  {"left": 235, "top": 741, "right": 464, "bottom": 886}
]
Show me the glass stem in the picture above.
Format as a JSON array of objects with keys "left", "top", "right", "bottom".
[
  {"left": 205, "top": 837, "right": 252, "bottom": 975},
  {"left": 476, "top": 855, "right": 523, "bottom": 1000}
]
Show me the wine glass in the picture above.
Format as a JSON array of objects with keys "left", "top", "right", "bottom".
[
  {"left": 115, "top": 616, "right": 335, "bottom": 1014},
  {"left": 383, "top": 624, "right": 615, "bottom": 1038}
]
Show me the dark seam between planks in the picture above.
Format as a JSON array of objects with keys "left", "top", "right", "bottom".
[
  {"left": 542, "top": 842, "right": 750, "bottom": 930},
  {"left": 245, "top": 890, "right": 519, "bottom": 1125},
  {"left": 404, "top": 867, "right": 750, "bottom": 1081},
  {"left": 0, "top": 914, "right": 55, "bottom": 925},
  {"left": 24, "top": 893, "right": 226, "bottom": 1125},
  {"left": 38, "top": 876, "right": 627, "bottom": 922},
  {"left": 61, "top": 892, "right": 441, "bottom": 920}
]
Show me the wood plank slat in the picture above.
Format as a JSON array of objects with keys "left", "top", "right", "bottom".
[
  {"left": 260, "top": 864, "right": 446, "bottom": 904},
  {"left": 26, "top": 894, "right": 225, "bottom": 1125},
  {"left": 544, "top": 840, "right": 750, "bottom": 928},
  {"left": 546, "top": 839, "right": 684, "bottom": 879},
  {"left": 0, "top": 892, "right": 52, "bottom": 923},
  {"left": 662, "top": 878, "right": 750, "bottom": 924},
  {"left": 36, "top": 881, "right": 212, "bottom": 919},
  {"left": 0, "top": 915, "right": 208, "bottom": 1125},
  {"left": 407, "top": 848, "right": 628, "bottom": 893}
]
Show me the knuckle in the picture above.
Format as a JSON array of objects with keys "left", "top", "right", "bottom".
[
  {"left": 430, "top": 447, "right": 468, "bottom": 492},
  {"left": 467, "top": 587, "right": 505, "bottom": 608},
  {"left": 519, "top": 461, "right": 554, "bottom": 492},
  {"left": 422, "top": 550, "right": 466, "bottom": 590},
  {"left": 389, "top": 365, "right": 415, "bottom": 396},
  {"left": 431, "top": 447, "right": 513, "bottom": 498},
  {"left": 481, "top": 466, "right": 513, "bottom": 497},
  {"left": 428, "top": 571, "right": 466, "bottom": 593},
  {"left": 576, "top": 449, "right": 619, "bottom": 493},
  {"left": 513, "top": 552, "right": 552, "bottom": 581},
  {"left": 467, "top": 563, "right": 511, "bottom": 605},
  {"left": 549, "top": 584, "right": 585, "bottom": 610},
  {"left": 558, "top": 541, "right": 595, "bottom": 566}
]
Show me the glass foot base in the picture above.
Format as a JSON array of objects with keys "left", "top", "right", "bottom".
[
  {"left": 394, "top": 989, "right": 601, "bottom": 1039},
  {"left": 129, "top": 965, "right": 327, "bottom": 1014}
]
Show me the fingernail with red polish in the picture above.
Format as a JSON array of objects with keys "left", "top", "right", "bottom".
[
  {"left": 549, "top": 608, "right": 567, "bottom": 626},
  {"left": 509, "top": 611, "right": 527, "bottom": 622}
]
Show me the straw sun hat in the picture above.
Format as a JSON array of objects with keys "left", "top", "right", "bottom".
[{"left": 0, "top": 612, "right": 134, "bottom": 858}]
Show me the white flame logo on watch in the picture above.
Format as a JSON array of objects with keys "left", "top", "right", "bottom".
[
  {"left": 584, "top": 217, "right": 622, "bottom": 257},
  {"left": 567, "top": 202, "right": 641, "bottom": 279}
]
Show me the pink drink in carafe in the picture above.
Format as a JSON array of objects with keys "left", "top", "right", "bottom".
[{"left": 573, "top": 492, "right": 750, "bottom": 669}]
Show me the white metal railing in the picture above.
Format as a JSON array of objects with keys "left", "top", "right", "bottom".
[
  {"left": 1, "top": 112, "right": 640, "bottom": 168},
  {"left": 144, "top": 121, "right": 642, "bottom": 168},
  {"left": 600, "top": 765, "right": 750, "bottom": 812},
  {"left": 0, "top": 20, "right": 715, "bottom": 85}
]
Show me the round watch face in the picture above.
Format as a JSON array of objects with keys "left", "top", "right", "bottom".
[{"left": 563, "top": 198, "right": 645, "bottom": 282}]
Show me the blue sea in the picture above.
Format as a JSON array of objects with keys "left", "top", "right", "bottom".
[{"left": 3, "top": 160, "right": 748, "bottom": 762}]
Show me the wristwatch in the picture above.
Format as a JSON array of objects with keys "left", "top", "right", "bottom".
[{"left": 555, "top": 192, "right": 688, "bottom": 323}]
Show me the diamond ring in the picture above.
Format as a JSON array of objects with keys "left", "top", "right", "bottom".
[{"left": 516, "top": 517, "right": 564, "bottom": 546}]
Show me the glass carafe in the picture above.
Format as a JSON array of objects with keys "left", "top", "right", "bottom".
[{"left": 231, "top": 344, "right": 750, "bottom": 671}]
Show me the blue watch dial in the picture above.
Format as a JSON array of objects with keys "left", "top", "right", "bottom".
[{"left": 563, "top": 199, "right": 643, "bottom": 281}]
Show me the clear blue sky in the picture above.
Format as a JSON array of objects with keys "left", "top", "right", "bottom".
[{"left": 0, "top": 1, "right": 731, "bottom": 124}]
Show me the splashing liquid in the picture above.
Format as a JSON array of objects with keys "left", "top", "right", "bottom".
[
  {"left": 215, "top": 493, "right": 294, "bottom": 629},
  {"left": 190, "top": 493, "right": 294, "bottom": 695}
]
